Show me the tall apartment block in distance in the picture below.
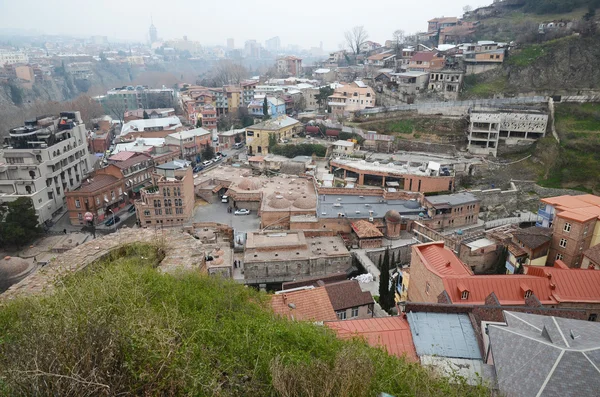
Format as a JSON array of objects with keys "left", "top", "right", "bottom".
[
  {"left": 97, "top": 85, "right": 175, "bottom": 112},
  {"left": 0, "top": 111, "right": 91, "bottom": 226}
]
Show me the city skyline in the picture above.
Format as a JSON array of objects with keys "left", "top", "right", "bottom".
[{"left": 1, "top": 0, "right": 492, "bottom": 50}]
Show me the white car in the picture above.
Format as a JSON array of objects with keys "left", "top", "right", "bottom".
[{"left": 234, "top": 209, "right": 250, "bottom": 215}]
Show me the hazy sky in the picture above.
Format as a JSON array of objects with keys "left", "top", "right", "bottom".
[{"left": 1, "top": 0, "right": 492, "bottom": 50}]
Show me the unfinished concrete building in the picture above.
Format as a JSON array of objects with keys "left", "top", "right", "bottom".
[{"left": 467, "top": 107, "right": 548, "bottom": 157}]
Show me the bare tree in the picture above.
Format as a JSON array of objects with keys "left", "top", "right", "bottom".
[
  {"left": 209, "top": 60, "right": 248, "bottom": 87},
  {"left": 344, "top": 26, "right": 369, "bottom": 55},
  {"left": 393, "top": 29, "right": 405, "bottom": 54},
  {"left": 463, "top": 5, "right": 473, "bottom": 16},
  {"left": 103, "top": 96, "right": 128, "bottom": 125}
]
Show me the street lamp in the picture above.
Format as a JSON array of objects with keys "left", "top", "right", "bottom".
[{"left": 108, "top": 208, "right": 116, "bottom": 232}]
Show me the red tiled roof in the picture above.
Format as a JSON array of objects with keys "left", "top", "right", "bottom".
[
  {"left": 75, "top": 174, "right": 121, "bottom": 193},
  {"left": 326, "top": 317, "right": 417, "bottom": 361},
  {"left": 324, "top": 280, "right": 374, "bottom": 311},
  {"left": 583, "top": 244, "right": 600, "bottom": 267},
  {"left": 411, "top": 52, "right": 436, "bottom": 62},
  {"left": 271, "top": 288, "right": 337, "bottom": 322},
  {"left": 108, "top": 151, "right": 136, "bottom": 162},
  {"left": 414, "top": 242, "right": 473, "bottom": 277},
  {"left": 351, "top": 220, "right": 384, "bottom": 239}
]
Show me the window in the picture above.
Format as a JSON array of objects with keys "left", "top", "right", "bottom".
[
  {"left": 559, "top": 238, "right": 567, "bottom": 248},
  {"left": 351, "top": 307, "right": 359, "bottom": 318},
  {"left": 336, "top": 310, "right": 347, "bottom": 320},
  {"left": 524, "top": 290, "right": 533, "bottom": 299},
  {"left": 564, "top": 222, "right": 571, "bottom": 232},
  {"left": 75, "top": 199, "right": 81, "bottom": 208},
  {"left": 425, "top": 282, "right": 431, "bottom": 295},
  {"left": 96, "top": 197, "right": 100, "bottom": 205},
  {"left": 589, "top": 314, "right": 597, "bottom": 322},
  {"left": 78, "top": 213, "right": 82, "bottom": 220},
  {"left": 556, "top": 253, "right": 564, "bottom": 261}
]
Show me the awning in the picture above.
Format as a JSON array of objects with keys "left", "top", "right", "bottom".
[{"left": 212, "top": 185, "right": 223, "bottom": 193}]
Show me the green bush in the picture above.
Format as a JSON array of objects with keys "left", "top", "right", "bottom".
[
  {"left": 271, "top": 143, "right": 327, "bottom": 158},
  {"left": 0, "top": 244, "right": 491, "bottom": 396}
]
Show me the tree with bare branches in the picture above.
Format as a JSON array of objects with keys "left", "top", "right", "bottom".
[
  {"left": 344, "top": 26, "right": 369, "bottom": 55},
  {"left": 393, "top": 29, "right": 405, "bottom": 54},
  {"left": 102, "top": 97, "right": 128, "bottom": 125}
]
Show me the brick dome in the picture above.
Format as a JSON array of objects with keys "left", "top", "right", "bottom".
[{"left": 385, "top": 210, "right": 401, "bottom": 223}]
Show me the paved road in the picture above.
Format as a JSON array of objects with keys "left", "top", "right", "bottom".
[{"left": 190, "top": 200, "right": 260, "bottom": 232}]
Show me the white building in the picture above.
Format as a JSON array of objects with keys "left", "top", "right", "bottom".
[
  {"left": 0, "top": 50, "right": 29, "bottom": 66},
  {"left": 332, "top": 140, "right": 356, "bottom": 157},
  {"left": 0, "top": 111, "right": 91, "bottom": 226}
]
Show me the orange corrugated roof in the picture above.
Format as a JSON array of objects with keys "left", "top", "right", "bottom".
[
  {"left": 271, "top": 287, "right": 337, "bottom": 322},
  {"left": 443, "top": 275, "right": 557, "bottom": 305},
  {"left": 326, "top": 317, "right": 417, "bottom": 361},
  {"left": 351, "top": 220, "right": 384, "bottom": 239},
  {"left": 525, "top": 266, "right": 600, "bottom": 303},
  {"left": 556, "top": 210, "right": 597, "bottom": 223},
  {"left": 414, "top": 243, "right": 473, "bottom": 277}
]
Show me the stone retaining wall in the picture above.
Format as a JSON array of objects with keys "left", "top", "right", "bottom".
[{"left": 1, "top": 229, "right": 206, "bottom": 301}]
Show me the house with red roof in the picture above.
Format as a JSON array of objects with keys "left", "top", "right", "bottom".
[
  {"left": 407, "top": 52, "right": 445, "bottom": 72},
  {"left": 408, "top": 242, "right": 600, "bottom": 318},
  {"left": 537, "top": 194, "right": 600, "bottom": 268}
]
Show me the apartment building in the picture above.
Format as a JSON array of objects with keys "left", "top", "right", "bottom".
[
  {"left": 0, "top": 50, "right": 29, "bottom": 66},
  {"left": 135, "top": 160, "right": 195, "bottom": 227},
  {"left": 108, "top": 152, "right": 155, "bottom": 196},
  {"left": 537, "top": 194, "right": 600, "bottom": 268},
  {"left": 463, "top": 42, "right": 506, "bottom": 75},
  {"left": 0, "top": 111, "right": 91, "bottom": 226},
  {"left": 65, "top": 165, "right": 127, "bottom": 225},
  {"left": 164, "top": 128, "right": 212, "bottom": 162},
  {"left": 100, "top": 86, "right": 175, "bottom": 111},
  {"left": 276, "top": 56, "right": 302, "bottom": 77},
  {"left": 327, "top": 81, "right": 376, "bottom": 118},
  {"left": 200, "top": 104, "right": 217, "bottom": 132},
  {"left": 245, "top": 116, "right": 301, "bottom": 156}
]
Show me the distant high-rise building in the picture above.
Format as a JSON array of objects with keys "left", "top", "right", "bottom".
[
  {"left": 149, "top": 17, "right": 158, "bottom": 43},
  {"left": 227, "top": 38, "right": 234, "bottom": 50},
  {"left": 244, "top": 40, "right": 262, "bottom": 58},
  {"left": 265, "top": 36, "right": 281, "bottom": 52}
]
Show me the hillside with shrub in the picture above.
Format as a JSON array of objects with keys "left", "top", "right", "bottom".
[{"left": 0, "top": 244, "right": 491, "bottom": 396}]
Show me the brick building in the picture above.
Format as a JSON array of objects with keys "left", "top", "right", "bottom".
[
  {"left": 407, "top": 242, "right": 600, "bottom": 319},
  {"left": 218, "top": 128, "right": 245, "bottom": 149},
  {"left": 421, "top": 192, "right": 480, "bottom": 231},
  {"left": 537, "top": 194, "right": 600, "bottom": 268},
  {"left": 330, "top": 158, "right": 455, "bottom": 193},
  {"left": 108, "top": 152, "right": 154, "bottom": 197},
  {"left": 243, "top": 231, "right": 352, "bottom": 287},
  {"left": 325, "top": 280, "right": 375, "bottom": 320},
  {"left": 135, "top": 160, "right": 195, "bottom": 227},
  {"left": 65, "top": 165, "right": 127, "bottom": 225}
]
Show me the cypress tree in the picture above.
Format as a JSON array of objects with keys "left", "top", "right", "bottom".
[{"left": 379, "top": 248, "right": 390, "bottom": 311}]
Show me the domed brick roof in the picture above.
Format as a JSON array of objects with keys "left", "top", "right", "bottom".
[
  {"left": 269, "top": 196, "right": 292, "bottom": 209},
  {"left": 293, "top": 196, "right": 317, "bottom": 209},
  {"left": 0, "top": 256, "right": 32, "bottom": 280},
  {"left": 237, "top": 178, "right": 262, "bottom": 191},
  {"left": 385, "top": 210, "right": 402, "bottom": 223}
]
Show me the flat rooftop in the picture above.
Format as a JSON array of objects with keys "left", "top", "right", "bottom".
[
  {"left": 244, "top": 233, "right": 349, "bottom": 262},
  {"left": 317, "top": 194, "right": 424, "bottom": 219},
  {"left": 425, "top": 192, "right": 478, "bottom": 207},
  {"left": 331, "top": 158, "right": 449, "bottom": 177}
]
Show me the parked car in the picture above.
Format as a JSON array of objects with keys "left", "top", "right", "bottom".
[
  {"left": 234, "top": 209, "right": 250, "bottom": 215},
  {"left": 127, "top": 205, "right": 136, "bottom": 213},
  {"left": 193, "top": 165, "right": 204, "bottom": 173},
  {"left": 233, "top": 142, "right": 244, "bottom": 149},
  {"left": 104, "top": 215, "right": 121, "bottom": 226},
  {"left": 221, "top": 195, "right": 229, "bottom": 203},
  {"left": 216, "top": 151, "right": 227, "bottom": 158},
  {"left": 202, "top": 160, "right": 213, "bottom": 167}
]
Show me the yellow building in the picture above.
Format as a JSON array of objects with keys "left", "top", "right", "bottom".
[{"left": 245, "top": 116, "right": 301, "bottom": 156}]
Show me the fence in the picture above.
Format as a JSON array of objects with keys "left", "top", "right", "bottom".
[{"left": 358, "top": 96, "right": 548, "bottom": 115}]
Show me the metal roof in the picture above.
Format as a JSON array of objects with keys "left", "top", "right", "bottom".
[
  {"left": 408, "top": 312, "right": 482, "bottom": 359},
  {"left": 425, "top": 192, "right": 479, "bottom": 207},
  {"left": 317, "top": 194, "right": 423, "bottom": 219}
]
